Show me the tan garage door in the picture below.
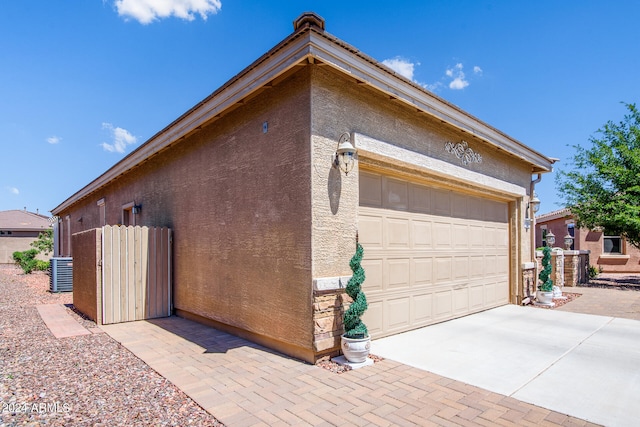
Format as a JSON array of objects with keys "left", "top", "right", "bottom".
[{"left": 359, "top": 170, "right": 509, "bottom": 338}]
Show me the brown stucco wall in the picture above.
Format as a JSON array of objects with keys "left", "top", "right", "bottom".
[
  {"left": 56, "top": 67, "right": 316, "bottom": 361},
  {"left": 71, "top": 228, "right": 102, "bottom": 323}
]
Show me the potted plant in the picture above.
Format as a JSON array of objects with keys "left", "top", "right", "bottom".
[
  {"left": 341, "top": 242, "right": 370, "bottom": 363},
  {"left": 536, "top": 246, "right": 555, "bottom": 306}
]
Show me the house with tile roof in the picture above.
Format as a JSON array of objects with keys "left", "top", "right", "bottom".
[
  {"left": 536, "top": 208, "right": 640, "bottom": 273},
  {"left": 0, "top": 209, "right": 51, "bottom": 264}
]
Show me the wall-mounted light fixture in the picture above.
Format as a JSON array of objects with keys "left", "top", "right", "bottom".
[
  {"left": 332, "top": 132, "right": 357, "bottom": 175},
  {"left": 132, "top": 204, "right": 142, "bottom": 215},
  {"left": 524, "top": 192, "right": 541, "bottom": 230}
]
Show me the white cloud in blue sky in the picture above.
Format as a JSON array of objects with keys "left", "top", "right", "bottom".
[
  {"left": 101, "top": 123, "right": 137, "bottom": 153},
  {"left": 382, "top": 57, "right": 417, "bottom": 81},
  {"left": 46, "top": 136, "right": 61, "bottom": 144},
  {"left": 6, "top": 187, "right": 19, "bottom": 195},
  {"left": 115, "top": 0, "right": 222, "bottom": 24},
  {"left": 382, "top": 57, "right": 482, "bottom": 92},
  {"left": 447, "top": 63, "right": 468, "bottom": 90}
]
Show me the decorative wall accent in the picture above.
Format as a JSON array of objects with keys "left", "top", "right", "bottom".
[{"left": 445, "top": 140, "right": 482, "bottom": 165}]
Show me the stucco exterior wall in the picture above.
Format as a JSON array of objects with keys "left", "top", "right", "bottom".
[
  {"left": 0, "top": 235, "right": 49, "bottom": 264},
  {"left": 309, "top": 65, "right": 536, "bottom": 351},
  {"left": 56, "top": 67, "right": 317, "bottom": 361}
]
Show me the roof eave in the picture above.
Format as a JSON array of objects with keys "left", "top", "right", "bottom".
[{"left": 52, "top": 23, "right": 554, "bottom": 214}]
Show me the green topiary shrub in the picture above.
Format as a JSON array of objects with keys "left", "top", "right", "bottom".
[
  {"left": 538, "top": 246, "right": 554, "bottom": 292},
  {"left": 343, "top": 243, "right": 368, "bottom": 339}
]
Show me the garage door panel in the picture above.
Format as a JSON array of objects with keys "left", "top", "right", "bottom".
[
  {"left": 453, "top": 224, "right": 469, "bottom": 248},
  {"left": 454, "top": 287, "right": 469, "bottom": 314},
  {"left": 413, "top": 294, "right": 433, "bottom": 324},
  {"left": 362, "top": 259, "right": 383, "bottom": 292},
  {"left": 410, "top": 184, "right": 431, "bottom": 214},
  {"left": 384, "top": 178, "right": 408, "bottom": 211},
  {"left": 435, "top": 257, "right": 452, "bottom": 281},
  {"left": 434, "top": 290, "right": 453, "bottom": 318},
  {"left": 359, "top": 215, "right": 383, "bottom": 247},
  {"left": 359, "top": 171, "right": 509, "bottom": 339},
  {"left": 433, "top": 222, "right": 451, "bottom": 248},
  {"left": 388, "top": 259, "right": 410, "bottom": 289},
  {"left": 433, "top": 189, "right": 451, "bottom": 216},
  {"left": 413, "top": 258, "right": 433, "bottom": 285},
  {"left": 452, "top": 193, "right": 468, "bottom": 218},
  {"left": 412, "top": 220, "right": 432, "bottom": 248},
  {"left": 470, "top": 285, "right": 484, "bottom": 309},
  {"left": 360, "top": 172, "right": 383, "bottom": 207},
  {"left": 387, "top": 297, "right": 411, "bottom": 331},
  {"left": 363, "top": 301, "right": 384, "bottom": 335},
  {"left": 454, "top": 256, "right": 470, "bottom": 279},
  {"left": 386, "top": 218, "right": 410, "bottom": 247}
]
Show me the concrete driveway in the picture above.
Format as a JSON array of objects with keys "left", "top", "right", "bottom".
[{"left": 372, "top": 305, "right": 640, "bottom": 427}]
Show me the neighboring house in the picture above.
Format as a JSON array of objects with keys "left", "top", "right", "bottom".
[
  {"left": 0, "top": 209, "right": 51, "bottom": 264},
  {"left": 51, "top": 13, "right": 554, "bottom": 363},
  {"left": 536, "top": 208, "right": 640, "bottom": 273}
]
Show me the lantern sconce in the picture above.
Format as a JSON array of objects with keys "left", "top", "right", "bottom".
[
  {"left": 524, "top": 192, "right": 541, "bottom": 230},
  {"left": 132, "top": 204, "right": 142, "bottom": 215},
  {"left": 332, "top": 132, "right": 357, "bottom": 175}
]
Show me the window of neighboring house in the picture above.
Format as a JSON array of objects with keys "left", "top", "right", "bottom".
[
  {"left": 603, "top": 235, "right": 623, "bottom": 254},
  {"left": 122, "top": 202, "right": 135, "bottom": 226},
  {"left": 567, "top": 223, "right": 575, "bottom": 250},
  {"left": 97, "top": 198, "right": 106, "bottom": 226},
  {"left": 541, "top": 226, "right": 548, "bottom": 247}
]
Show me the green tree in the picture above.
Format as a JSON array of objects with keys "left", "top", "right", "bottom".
[
  {"left": 556, "top": 103, "right": 640, "bottom": 248},
  {"left": 30, "top": 229, "right": 53, "bottom": 256}
]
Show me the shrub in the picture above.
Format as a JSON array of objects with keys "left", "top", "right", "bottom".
[
  {"left": 12, "top": 249, "right": 39, "bottom": 274},
  {"left": 588, "top": 265, "right": 602, "bottom": 279},
  {"left": 343, "top": 243, "right": 368, "bottom": 339},
  {"left": 538, "top": 246, "right": 554, "bottom": 292},
  {"left": 35, "top": 260, "right": 50, "bottom": 272}
]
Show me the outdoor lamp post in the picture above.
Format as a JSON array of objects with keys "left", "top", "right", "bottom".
[
  {"left": 564, "top": 233, "right": 574, "bottom": 250},
  {"left": 546, "top": 230, "right": 556, "bottom": 248}
]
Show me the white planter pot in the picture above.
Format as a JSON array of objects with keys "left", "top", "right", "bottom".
[
  {"left": 341, "top": 335, "right": 371, "bottom": 363},
  {"left": 536, "top": 290, "right": 555, "bottom": 307}
]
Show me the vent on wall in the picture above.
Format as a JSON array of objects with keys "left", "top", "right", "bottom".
[{"left": 50, "top": 257, "right": 73, "bottom": 292}]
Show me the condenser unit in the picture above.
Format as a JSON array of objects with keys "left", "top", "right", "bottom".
[{"left": 50, "top": 257, "right": 73, "bottom": 292}]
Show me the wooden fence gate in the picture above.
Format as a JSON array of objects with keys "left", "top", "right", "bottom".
[{"left": 101, "top": 225, "right": 172, "bottom": 325}]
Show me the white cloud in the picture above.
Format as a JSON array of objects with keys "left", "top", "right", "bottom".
[
  {"left": 115, "top": 0, "right": 222, "bottom": 24},
  {"left": 101, "top": 123, "right": 137, "bottom": 153},
  {"left": 473, "top": 65, "right": 483, "bottom": 75},
  {"left": 46, "top": 136, "right": 61, "bottom": 144},
  {"left": 7, "top": 186, "right": 19, "bottom": 195},
  {"left": 382, "top": 57, "right": 417, "bottom": 81},
  {"left": 447, "top": 63, "right": 469, "bottom": 90}
]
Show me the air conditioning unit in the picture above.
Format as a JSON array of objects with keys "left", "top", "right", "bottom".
[{"left": 50, "top": 257, "right": 73, "bottom": 292}]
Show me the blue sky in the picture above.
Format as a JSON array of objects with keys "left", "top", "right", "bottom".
[{"left": 1, "top": 1, "right": 638, "bottom": 216}]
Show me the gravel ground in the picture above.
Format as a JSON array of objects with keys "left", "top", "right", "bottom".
[{"left": 0, "top": 265, "right": 223, "bottom": 427}]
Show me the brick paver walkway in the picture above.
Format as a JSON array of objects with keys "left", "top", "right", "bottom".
[
  {"left": 36, "top": 304, "right": 92, "bottom": 338},
  {"left": 102, "top": 316, "right": 598, "bottom": 426},
  {"left": 556, "top": 285, "right": 640, "bottom": 320}
]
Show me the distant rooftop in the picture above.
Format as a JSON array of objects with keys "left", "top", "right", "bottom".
[
  {"left": 0, "top": 209, "right": 51, "bottom": 231},
  {"left": 536, "top": 207, "right": 572, "bottom": 222}
]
